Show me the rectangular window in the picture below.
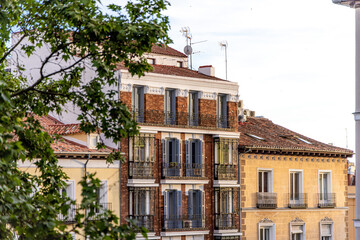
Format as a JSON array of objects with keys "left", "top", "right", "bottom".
[
  {"left": 320, "top": 223, "right": 333, "bottom": 240},
  {"left": 319, "top": 171, "right": 333, "bottom": 207},
  {"left": 259, "top": 226, "right": 271, "bottom": 240},
  {"left": 164, "top": 190, "right": 182, "bottom": 229},
  {"left": 258, "top": 170, "right": 272, "bottom": 193},
  {"left": 165, "top": 89, "right": 176, "bottom": 125},
  {"left": 217, "top": 94, "right": 227, "bottom": 128},
  {"left": 289, "top": 170, "right": 304, "bottom": 207},
  {"left": 59, "top": 181, "right": 75, "bottom": 222},
  {"left": 257, "top": 169, "right": 276, "bottom": 209},
  {"left": 185, "top": 139, "right": 204, "bottom": 177},
  {"left": 291, "top": 224, "right": 304, "bottom": 240},
  {"left": 189, "top": 91, "right": 199, "bottom": 126},
  {"left": 132, "top": 86, "right": 144, "bottom": 122},
  {"left": 95, "top": 181, "right": 108, "bottom": 213},
  {"left": 214, "top": 139, "right": 237, "bottom": 180},
  {"left": 162, "top": 138, "right": 182, "bottom": 177},
  {"left": 214, "top": 188, "right": 238, "bottom": 229}
]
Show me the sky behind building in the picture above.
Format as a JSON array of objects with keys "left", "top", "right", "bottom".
[{"left": 103, "top": 0, "right": 356, "bottom": 157}]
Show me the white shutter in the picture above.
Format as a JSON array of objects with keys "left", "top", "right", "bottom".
[
  {"left": 291, "top": 225, "right": 303, "bottom": 234},
  {"left": 321, "top": 224, "right": 332, "bottom": 236},
  {"left": 99, "top": 181, "right": 108, "bottom": 207}
]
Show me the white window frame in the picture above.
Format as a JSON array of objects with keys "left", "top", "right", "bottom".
[
  {"left": 88, "top": 134, "right": 100, "bottom": 149},
  {"left": 320, "top": 221, "right": 334, "bottom": 240},
  {"left": 289, "top": 222, "right": 305, "bottom": 240},
  {"left": 289, "top": 169, "right": 304, "bottom": 204},
  {"left": 318, "top": 170, "right": 332, "bottom": 203},
  {"left": 258, "top": 222, "right": 275, "bottom": 240},
  {"left": 257, "top": 168, "right": 274, "bottom": 193}
]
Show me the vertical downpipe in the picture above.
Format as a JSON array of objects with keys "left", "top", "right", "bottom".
[
  {"left": 355, "top": 7, "right": 360, "bottom": 240},
  {"left": 117, "top": 71, "right": 122, "bottom": 221},
  {"left": 238, "top": 146, "right": 241, "bottom": 237}
]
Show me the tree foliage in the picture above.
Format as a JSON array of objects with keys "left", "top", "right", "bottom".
[{"left": 0, "top": 0, "right": 170, "bottom": 238}]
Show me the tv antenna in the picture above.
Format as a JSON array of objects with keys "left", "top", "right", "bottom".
[
  {"left": 219, "top": 41, "right": 228, "bottom": 80},
  {"left": 180, "top": 27, "right": 207, "bottom": 70}
]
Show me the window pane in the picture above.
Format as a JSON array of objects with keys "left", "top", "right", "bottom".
[
  {"left": 264, "top": 172, "right": 268, "bottom": 192},
  {"left": 258, "top": 172, "right": 263, "bottom": 192}
]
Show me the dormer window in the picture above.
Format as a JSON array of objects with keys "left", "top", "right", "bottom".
[
  {"left": 177, "top": 61, "right": 183, "bottom": 68},
  {"left": 147, "top": 58, "right": 156, "bottom": 65},
  {"left": 89, "top": 134, "right": 100, "bottom": 149}
]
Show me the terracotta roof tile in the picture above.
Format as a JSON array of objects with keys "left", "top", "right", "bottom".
[
  {"left": 238, "top": 117, "right": 353, "bottom": 155},
  {"left": 151, "top": 44, "right": 187, "bottom": 57},
  {"left": 51, "top": 138, "right": 112, "bottom": 153},
  {"left": 47, "top": 124, "right": 81, "bottom": 135}
]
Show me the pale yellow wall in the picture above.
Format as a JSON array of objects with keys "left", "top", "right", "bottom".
[
  {"left": 348, "top": 185, "right": 355, "bottom": 240},
  {"left": 241, "top": 153, "right": 348, "bottom": 240}
]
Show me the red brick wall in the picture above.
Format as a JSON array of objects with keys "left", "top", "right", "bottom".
[
  {"left": 176, "top": 97, "right": 188, "bottom": 125},
  {"left": 145, "top": 94, "right": 164, "bottom": 124},
  {"left": 120, "top": 91, "right": 132, "bottom": 110},
  {"left": 204, "top": 134, "right": 215, "bottom": 240},
  {"left": 227, "top": 101, "right": 238, "bottom": 130},
  {"left": 199, "top": 99, "right": 217, "bottom": 127}
]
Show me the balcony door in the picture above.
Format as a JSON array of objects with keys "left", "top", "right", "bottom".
[
  {"left": 165, "top": 89, "right": 176, "bottom": 124},
  {"left": 185, "top": 139, "right": 203, "bottom": 177},
  {"left": 132, "top": 86, "right": 144, "bottom": 122},
  {"left": 319, "top": 171, "right": 332, "bottom": 204},
  {"left": 188, "top": 91, "right": 199, "bottom": 126},
  {"left": 188, "top": 190, "right": 204, "bottom": 228},
  {"left": 289, "top": 171, "right": 303, "bottom": 205},
  {"left": 258, "top": 170, "right": 272, "bottom": 193},
  {"left": 164, "top": 190, "right": 182, "bottom": 229}
]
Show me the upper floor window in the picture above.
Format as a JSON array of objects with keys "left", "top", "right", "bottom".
[
  {"left": 185, "top": 139, "right": 204, "bottom": 177},
  {"left": 217, "top": 94, "right": 228, "bottom": 128},
  {"left": 189, "top": 91, "right": 199, "bottom": 126},
  {"left": 188, "top": 190, "right": 205, "bottom": 228},
  {"left": 95, "top": 181, "right": 108, "bottom": 213},
  {"left": 214, "top": 188, "right": 238, "bottom": 230},
  {"left": 289, "top": 170, "right": 304, "bottom": 207},
  {"left": 164, "top": 190, "right": 182, "bottom": 229},
  {"left": 177, "top": 61, "right": 183, "bottom": 68},
  {"left": 88, "top": 134, "right": 100, "bottom": 149},
  {"left": 318, "top": 171, "right": 334, "bottom": 207},
  {"left": 320, "top": 218, "right": 334, "bottom": 240},
  {"left": 290, "top": 223, "right": 305, "bottom": 240},
  {"left": 162, "top": 138, "right": 182, "bottom": 177},
  {"left": 132, "top": 86, "right": 144, "bottom": 123},
  {"left": 214, "top": 139, "right": 237, "bottom": 180},
  {"left": 130, "top": 134, "right": 155, "bottom": 162},
  {"left": 165, "top": 89, "right": 176, "bottom": 125},
  {"left": 258, "top": 219, "right": 275, "bottom": 240},
  {"left": 257, "top": 169, "right": 276, "bottom": 209},
  {"left": 258, "top": 169, "right": 273, "bottom": 193}
]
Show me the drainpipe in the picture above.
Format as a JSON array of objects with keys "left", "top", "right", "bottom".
[{"left": 238, "top": 145, "right": 241, "bottom": 236}]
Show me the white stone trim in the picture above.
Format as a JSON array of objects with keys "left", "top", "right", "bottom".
[
  {"left": 144, "top": 86, "right": 165, "bottom": 95},
  {"left": 140, "top": 125, "right": 240, "bottom": 137},
  {"left": 213, "top": 180, "right": 239, "bottom": 187},
  {"left": 213, "top": 232, "right": 242, "bottom": 237},
  {"left": 161, "top": 179, "right": 209, "bottom": 185},
  {"left": 176, "top": 89, "right": 188, "bottom": 97},
  {"left": 136, "top": 233, "right": 160, "bottom": 240},
  {"left": 228, "top": 94, "right": 239, "bottom": 102},
  {"left": 18, "top": 159, "right": 120, "bottom": 169},
  {"left": 199, "top": 91, "right": 216, "bottom": 100},
  {"left": 213, "top": 134, "right": 240, "bottom": 139},
  {"left": 120, "top": 83, "right": 132, "bottom": 92},
  {"left": 127, "top": 178, "right": 158, "bottom": 187},
  {"left": 160, "top": 231, "right": 209, "bottom": 237}
]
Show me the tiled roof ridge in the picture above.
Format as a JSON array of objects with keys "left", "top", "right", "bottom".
[
  {"left": 239, "top": 116, "right": 353, "bottom": 155},
  {"left": 53, "top": 137, "right": 113, "bottom": 153}
]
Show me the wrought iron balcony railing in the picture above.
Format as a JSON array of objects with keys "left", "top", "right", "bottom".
[
  {"left": 132, "top": 110, "right": 236, "bottom": 129},
  {"left": 129, "top": 162, "right": 154, "bottom": 179},
  {"left": 163, "top": 214, "right": 205, "bottom": 230},
  {"left": 257, "top": 192, "right": 277, "bottom": 209},
  {"left": 185, "top": 163, "right": 204, "bottom": 177},
  {"left": 58, "top": 203, "right": 112, "bottom": 222},
  {"left": 214, "top": 164, "right": 236, "bottom": 180},
  {"left": 58, "top": 204, "right": 77, "bottom": 224},
  {"left": 214, "top": 213, "right": 237, "bottom": 230},
  {"left": 128, "top": 215, "right": 154, "bottom": 231},
  {"left": 162, "top": 162, "right": 182, "bottom": 177},
  {"left": 318, "top": 193, "right": 336, "bottom": 208},
  {"left": 287, "top": 193, "right": 308, "bottom": 209}
]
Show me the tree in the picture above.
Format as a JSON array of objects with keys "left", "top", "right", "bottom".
[{"left": 0, "top": 0, "right": 170, "bottom": 239}]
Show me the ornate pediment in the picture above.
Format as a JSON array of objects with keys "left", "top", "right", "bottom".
[
  {"left": 291, "top": 217, "right": 304, "bottom": 223},
  {"left": 259, "top": 218, "right": 273, "bottom": 223},
  {"left": 321, "top": 216, "right": 333, "bottom": 222}
]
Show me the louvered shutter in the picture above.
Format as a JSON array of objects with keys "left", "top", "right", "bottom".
[
  {"left": 188, "top": 190, "right": 193, "bottom": 217},
  {"left": 139, "top": 87, "right": 144, "bottom": 115},
  {"left": 177, "top": 191, "right": 183, "bottom": 228},
  {"left": 321, "top": 224, "right": 332, "bottom": 236}
]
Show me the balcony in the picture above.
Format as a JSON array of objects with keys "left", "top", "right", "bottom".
[
  {"left": 58, "top": 204, "right": 77, "bottom": 224},
  {"left": 162, "top": 162, "right": 182, "bottom": 177},
  {"left": 128, "top": 215, "right": 154, "bottom": 231},
  {"left": 185, "top": 163, "right": 204, "bottom": 177},
  {"left": 318, "top": 193, "right": 336, "bottom": 208},
  {"left": 129, "top": 162, "right": 154, "bottom": 179},
  {"left": 58, "top": 203, "right": 112, "bottom": 223},
  {"left": 287, "top": 193, "right": 308, "bottom": 209},
  {"left": 214, "top": 213, "right": 237, "bottom": 230},
  {"left": 214, "top": 164, "right": 236, "bottom": 180},
  {"left": 132, "top": 110, "right": 236, "bottom": 130},
  {"left": 257, "top": 192, "right": 277, "bottom": 209},
  {"left": 163, "top": 214, "right": 205, "bottom": 230}
]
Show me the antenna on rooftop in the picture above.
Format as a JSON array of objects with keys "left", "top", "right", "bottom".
[
  {"left": 219, "top": 41, "right": 228, "bottom": 80},
  {"left": 180, "top": 27, "right": 207, "bottom": 70}
]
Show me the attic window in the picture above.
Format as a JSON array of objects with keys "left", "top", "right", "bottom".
[
  {"left": 296, "top": 137, "right": 312, "bottom": 144},
  {"left": 177, "top": 61, "right": 183, "bottom": 68},
  {"left": 147, "top": 58, "right": 156, "bottom": 65},
  {"left": 89, "top": 134, "right": 100, "bottom": 149},
  {"left": 245, "top": 133, "right": 265, "bottom": 141}
]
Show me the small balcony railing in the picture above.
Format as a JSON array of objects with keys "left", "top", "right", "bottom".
[
  {"left": 129, "top": 162, "right": 154, "bottom": 179},
  {"left": 318, "top": 193, "right": 336, "bottom": 208},
  {"left": 214, "top": 213, "right": 237, "bottom": 230},
  {"left": 58, "top": 204, "right": 77, "bottom": 224},
  {"left": 128, "top": 215, "right": 154, "bottom": 231},
  {"left": 257, "top": 192, "right": 277, "bottom": 209},
  {"left": 185, "top": 163, "right": 204, "bottom": 177},
  {"left": 214, "top": 164, "right": 236, "bottom": 180},
  {"left": 287, "top": 193, "right": 308, "bottom": 209},
  {"left": 88, "top": 203, "right": 112, "bottom": 220},
  {"left": 162, "top": 162, "right": 182, "bottom": 177},
  {"left": 163, "top": 214, "right": 205, "bottom": 230},
  {"left": 132, "top": 110, "right": 235, "bottom": 130}
]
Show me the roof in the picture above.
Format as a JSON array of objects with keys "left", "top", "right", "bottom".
[
  {"left": 151, "top": 44, "right": 187, "bottom": 57},
  {"left": 238, "top": 117, "right": 353, "bottom": 156},
  {"left": 150, "top": 64, "right": 228, "bottom": 81},
  {"left": 37, "top": 115, "right": 113, "bottom": 155}
]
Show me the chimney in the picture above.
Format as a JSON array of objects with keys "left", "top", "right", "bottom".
[{"left": 198, "top": 65, "right": 215, "bottom": 77}]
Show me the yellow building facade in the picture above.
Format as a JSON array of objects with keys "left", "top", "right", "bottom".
[{"left": 238, "top": 116, "right": 352, "bottom": 240}]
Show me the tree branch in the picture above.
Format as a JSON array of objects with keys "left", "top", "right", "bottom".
[{"left": 0, "top": 33, "right": 27, "bottom": 64}]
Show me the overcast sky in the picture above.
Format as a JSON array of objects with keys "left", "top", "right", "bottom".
[{"left": 104, "top": 0, "right": 356, "bottom": 157}]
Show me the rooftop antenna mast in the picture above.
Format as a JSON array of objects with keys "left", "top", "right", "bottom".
[
  {"left": 219, "top": 41, "right": 228, "bottom": 80},
  {"left": 181, "top": 27, "right": 193, "bottom": 69}
]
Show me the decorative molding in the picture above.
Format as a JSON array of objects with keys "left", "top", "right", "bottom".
[
  {"left": 290, "top": 217, "right": 304, "bottom": 223},
  {"left": 259, "top": 218, "right": 273, "bottom": 224},
  {"left": 228, "top": 94, "right": 239, "bottom": 102},
  {"left": 175, "top": 89, "right": 188, "bottom": 97},
  {"left": 199, "top": 91, "right": 216, "bottom": 100},
  {"left": 144, "top": 86, "right": 164, "bottom": 95},
  {"left": 120, "top": 83, "right": 132, "bottom": 92},
  {"left": 321, "top": 216, "right": 333, "bottom": 222}
]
